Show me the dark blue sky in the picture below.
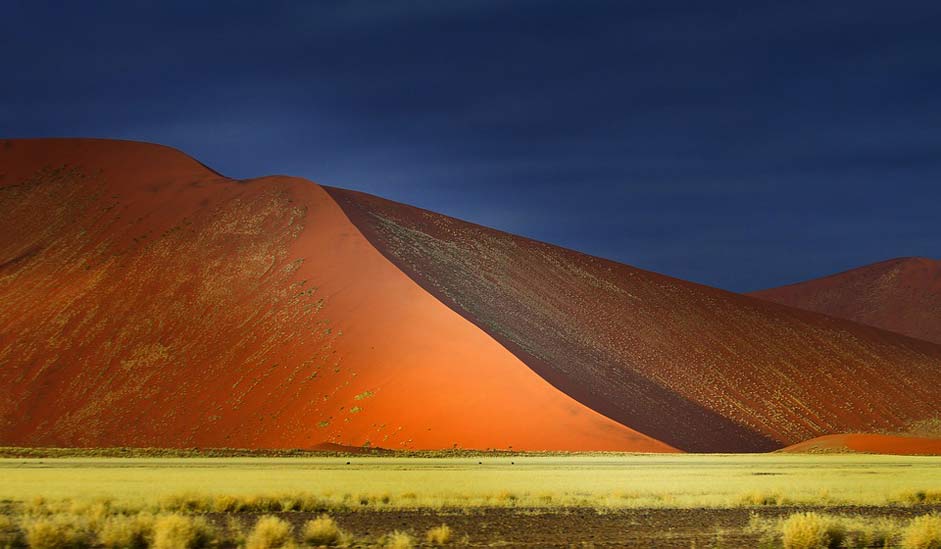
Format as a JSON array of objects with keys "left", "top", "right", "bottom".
[{"left": 3, "top": 1, "right": 940, "bottom": 291}]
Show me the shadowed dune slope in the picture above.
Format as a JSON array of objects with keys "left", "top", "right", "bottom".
[
  {"left": 750, "top": 257, "right": 941, "bottom": 344},
  {"left": 326, "top": 187, "right": 941, "bottom": 453},
  {"left": 0, "top": 138, "right": 670, "bottom": 451},
  {"left": 781, "top": 434, "right": 941, "bottom": 456}
]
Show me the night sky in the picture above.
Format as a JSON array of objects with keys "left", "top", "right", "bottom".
[{"left": 4, "top": 1, "right": 940, "bottom": 291}]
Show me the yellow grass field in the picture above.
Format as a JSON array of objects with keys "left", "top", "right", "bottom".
[
  {"left": 2, "top": 454, "right": 941, "bottom": 547},
  {"left": 2, "top": 454, "right": 940, "bottom": 510}
]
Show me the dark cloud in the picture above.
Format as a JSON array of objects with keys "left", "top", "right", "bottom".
[{"left": 3, "top": 1, "right": 940, "bottom": 290}]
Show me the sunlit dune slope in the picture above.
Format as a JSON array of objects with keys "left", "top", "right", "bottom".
[
  {"left": 781, "top": 434, "right": 941, "bottom": 455},
  {"left": 750, "top": 257, "right": 941, "bottom": 344},
  {"left": 326, "top": 187, "right": 941, "bottom": 453},
  {"left": 0, "top": 138, "right": 669, "bottom": 451}
]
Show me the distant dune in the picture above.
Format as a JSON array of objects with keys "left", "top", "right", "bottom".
[
  {"left": 781, "top": 434, "right": 941, "bottom": 455},
  {"left": 751, "top": 257, "right": 941, "bottom": 344},
  {"left": 2, "top": 139, "right": 941, "bottom": 452}
]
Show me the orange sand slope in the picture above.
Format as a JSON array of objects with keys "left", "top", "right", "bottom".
[
  {"left": 750, "top": 257, "right": 941, "bottom": 345},
  {"left": 0, "top": 138, "right": 668, "bottom": 451},
  {"left": 781, "top": 434, "right": 941, "bottom": 456},
  {"left": 326, "top": 187, "right": 941, "bottom": 453}
]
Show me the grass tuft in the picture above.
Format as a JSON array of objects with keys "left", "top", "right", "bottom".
[
  {"left": 98, "top": 512, "right": 155, "bottom": 548},
  {"left": 902, "top": 513, "right": 941, "bottom": 549},
  {"left": 246, "top": 515, "right": 295, "bottom": 549},
  {"left": 901, "top": 490, "right": 941, "bottom": 505},
  {"left": 301, "top": 514, "right": 352, "bottom": 546},
  {"left": 0, "top": 514, "right": 25, "bottom": 548},
  {"left": 780, "top": 512, "right": 845, "bottom": 549},
  {"left": 22, "top": 513, "right": 94, "bottom": 549},
  {"left": 152, "top": 513, "right": 215, "bottom": 549},
  {"left": 383, "top": 530, "right": 414, "bottom": 549},
  {"left": 425, "top": 523, "right": 452, "bottom": 545}
]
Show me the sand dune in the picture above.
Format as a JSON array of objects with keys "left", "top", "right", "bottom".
[
  {"left": 326, "top": 188, "right": 941, "bottom": 452},
  {"left": 0, "top": 138, "right": 667, "bottom": 451},
  {"left": 781, "top": 434, "right": 941, "bottom": 455},
  {"left": 3, "top": 138, "right": 941, "bottom": 452},
  {"left": 751, "top": 257, "right": 941, "bottom": 344}
]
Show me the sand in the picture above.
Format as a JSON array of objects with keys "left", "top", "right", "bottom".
[
  {"left": 751, "top": 257, "right": 941, "bottom": 344},
  {"left": 0, "top": 138, "right": 668, "bottom": 451},
  {"left": 782, "top": 434, "right": 941, "bottom": 455}
]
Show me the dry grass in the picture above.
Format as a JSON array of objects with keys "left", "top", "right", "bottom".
[
  {"left": 780, "top": 512, "right": 845, "bottom": 548},
  {"left": 22, "top": 514, "right": 94, "bottom": 549},
  {"left": 750, "top": 511, "right": 941, "bottom": 548},
  {"left": 0, "top": 454, "right": 940, "bottom": 546},
  {"left": 900, "top": 490, "right": 941, "bottom": 505},
  {"left": 382, "top": 530, "right": 415, "bottom": 549},
  {"left": 301, "top": 514, "right": 351, "bottom": 546},
  {"left": 0, "top": 514, "right": 24, "bottom": 548},
  {"left": 152, "top": 513, "right": 214, "bottom": 549},
  {"left": 902, "top": 513, "right": 941, "bottom": 549},
  {"left": 3, "top": 454, "right": 941, "bottom": 511},
  {"left": 2, "top": 497, "right": 941, "bottom": 548},
  {"left": 97, "top": 512, "right": 155, "bottom": 548},
  {"left": 425, "top": 523, "right": 452, "bottom": 545},
  {"left": 246, "top": 515, "right": 295, "bottom": 549}
]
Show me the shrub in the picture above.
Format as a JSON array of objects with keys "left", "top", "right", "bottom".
[
  {"left": 246, "top": 515, "right": 295, "bottom": 549},
  {"left": 740, "top": 491, "right": 789, "bottom": 506},
  {"left": 98, "top": 513, "right": 155, "bottom": 548},
  {"left": 0, "top": 514, "right": 24, "bottom": 548},
  {"left": 383, "top": 530, "right": 414, "bottom": 549},
  {"left": 902, "top": 514, "right": 941, "bottom": 549},
  {"left": 301, "top": 514, "right": 349, "bottom": 546},
  {"left": 780, "top": 512, "right": 845, "bottom": 549},
  {"left": 903, "top": 491, "right": 941, "bottom": 505},
  {"left": 212, "top": 495, "right": 246, "bottom": 513},
  {"left": 839, "top": 516, "right": 900, "bottom": 549},
  {"left": 152, "top": 513, "right": 215, "bottom": 549},
  {"left": 22, "top": 513, "right": 94, "bottom": 549},
  {"left": 223, "top": 516, "right": 248, "bottom": 547},
  {"left": 159, "top": 494, "right": 211, "bottom": 514},
  {"left": 425, "top": 524, "right": 452, "bottom": 545}
]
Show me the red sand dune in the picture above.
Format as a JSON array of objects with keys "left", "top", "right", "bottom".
[
  {"left": 0, "top": 138, "right": 666, "bottom": 451},
  {"left": 750, "top": 257, "right": 941, "bottom": 344},
  {"left": 326, "top": 188, "right": 941, "bottom": 452},
  {"left": 3, "top": 138, "right": 941, "bottom": 452},
  {"left": 781, "top": 434, "right": 941, "bottom": 455}
]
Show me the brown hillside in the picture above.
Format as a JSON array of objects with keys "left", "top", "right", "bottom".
[
  {"left": 750, "top": 257, "right": 941, "bottom": 344},
  {"left": 0, "top": 138, "right": 667, "bottom": 451},
  {"left": 326, "top": 187, "right": 941, "bottom": 453}
]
